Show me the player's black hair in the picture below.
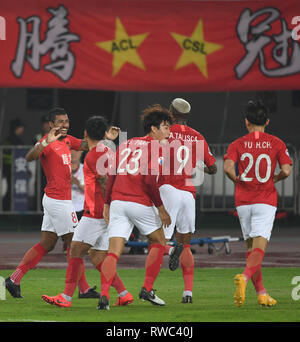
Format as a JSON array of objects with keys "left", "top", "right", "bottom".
[
  {"left": 47, "top": 107, "right": 68, "bottom": 122},
  {"left": 85, "top": 115, "right": 108, "bottom": 141},
  {"left": 245, "top": 100, "right": 269, "bottom": 126},
  {"left": 141, "top": 104, "right": 173, "bottom": 134}
]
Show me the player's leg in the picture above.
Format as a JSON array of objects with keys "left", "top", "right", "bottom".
[
  {"left": 173, "top": 190, "right": 195, "bottom": 303},
  {"left": 137, "top": 227, "right": 166, "bottom": 306},
  {"left": 245, "top": 238, "right": 266, "bottom": 296},
  {"left": 235, "top": 204, "right": 276, "bottom": 306},
  {"left": 51, "top": 200, "right": 95, "bottom": 298},
  {"left": 234, "top": 205, "right": 252, "bottom": 306},
  {"left": 247, "top": 236, "right": 276, "bottom": 306},
  {"left": 90, "top": 249, "right": 133, "bottom": 306},
  {"left": 90, "top": 220, "right": 133, "bottom": 307},
  {"left": 243, "top": 204, "right": 275, "bottom": 286},
  {"left": 98, "top": 237, "right": 125, "bottom": 310},
  {"left": 159, "top": 184, "right": 180, "bottom": 257},
  {"left": 63, "top": 240, "right": 91, "bottom": 302},
  {"left": 61, "top": 231, "right": 95, "bottom": 298},
  {"left": 169, "top": 189, "right": 195, "bottom": 273},
  {"left": 5, "top": 230, "right": 56, "bottom": 298},
  {"left": 42, "top": 239, "right": 90, "bottom": 307},
  {"left": 98, "top": 200, "right": 131, "bottom": 309},
  {"left": 176, "top": 232, "right": 194, "bottom": 303}
]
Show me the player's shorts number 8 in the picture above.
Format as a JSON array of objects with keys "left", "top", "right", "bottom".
[
  {"left": 240, "top": 153, "right": 271, "bottom": 183},
  {"left": 71, "top": 212, "right": 78, "bottom": 224}
]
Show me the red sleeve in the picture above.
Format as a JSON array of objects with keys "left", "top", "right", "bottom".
[
  {"left": 224, "top": 141, "right": 238, "bottom": 163},
  {"left": 277, "top": 141, "right": 293, "bottom": 166},
  {"left": 144, "top": 174, "right": 163, "bottom": 208},
  {"left": 195, "top": 133, "right": 216, "bottom": 167},
  {"left": 203, "top": 139, "right": 216, "bottom": 167},
  {"left": 68, "top": 135, "right": 82, "bottom": 151}
]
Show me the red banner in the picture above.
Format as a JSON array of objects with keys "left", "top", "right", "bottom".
[{"left": 1, "top": 0, "right": 300, "bottom": 91}]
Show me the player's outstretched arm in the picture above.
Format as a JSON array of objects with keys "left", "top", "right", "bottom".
[
  {"left": 224, "top": 159, "right": 239, "bottom": 184},
  {"left": 79, "top": 140, "right": 89, "bottom": 151},
  {"left": 273, "top": 164, "right": 291, "bottom": 183},
  {"left": 26, "top": 127, "right": 62, "bottom": 162}
]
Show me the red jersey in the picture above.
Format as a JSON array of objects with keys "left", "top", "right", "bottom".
[
  {"left": 83, "top": 144, "right": 110, "bottom": 219},
  {"left": 159, "top": 124, "right": 216, "bottom": 196},
  {"left": 109, "top": 136, "right": 162, "bottom": 207},
  {"left": 224, "top": 131, "right": 293, "bottom": 207},
  {"left": 39, "top": 135, "right": 82, "bottom": 200}
]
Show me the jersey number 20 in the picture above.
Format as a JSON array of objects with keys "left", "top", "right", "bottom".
[{"left": 240, "top": 153, "right": 271, "bottom": 183}]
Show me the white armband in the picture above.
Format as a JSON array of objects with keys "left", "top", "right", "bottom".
[{"left": 41, "top": 139, "right": 49, "bottom": 147}]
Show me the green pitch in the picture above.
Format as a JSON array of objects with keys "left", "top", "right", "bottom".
[{"left": 0, "top": 268, "right": 299, "bottom": 322}]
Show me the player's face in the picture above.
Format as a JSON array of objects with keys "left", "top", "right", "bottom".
[
  {"left": 51, "top": 114, "right": 70, "bottom": 138},
  {"left": 152, "top": 121, "right": 170, "bottom": 141},
  {"left": 159, "top": 121, "right": 171, "bottom": 141}
]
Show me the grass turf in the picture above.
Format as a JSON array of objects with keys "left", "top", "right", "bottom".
[{"left": 0, "top": 267, "right": 299, "bottom": 322}]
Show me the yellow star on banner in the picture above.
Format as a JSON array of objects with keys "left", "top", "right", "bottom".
[
  {"left": 171, "top": 20, "right": 223, "bottom": 78},
  {"left": 95, "top": 18, "right": 148, "bottom": 77}
]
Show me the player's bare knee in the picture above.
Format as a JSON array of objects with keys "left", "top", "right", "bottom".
[
  {"left": 40, "top": 240, "right": 55, "bottom": 253},
  {"left": 70, "top": 241, "right": 89, "bottom": 258},
  {"left": 89, "top": 249, "right": 106, "bottom": 267},
  {"left": 246, "top": 238, "right": 253, "bottom": 251},
  {"left": 147, "top": 231, "right": 166, "bottom": 246}
]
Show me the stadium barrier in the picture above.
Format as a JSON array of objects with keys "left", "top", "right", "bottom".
[
  {"left": 125, "top": 236, "right": 244, "bottom": 255},
  {"left": 0, "top": 145, "right": 43, "bottom": 214},
  {"left": 0, "top": 144, "right": 299, "bottom": 215}
]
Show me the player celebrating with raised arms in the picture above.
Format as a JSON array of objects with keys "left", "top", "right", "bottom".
[
  {"left": 224, "top": 100, "right": 292, "bottom": 307},
  {"left": 98, "top": 104, "right": 172, "bottom": 310},
  {"left": 41, "top": 116, "right": 133, "bottom": 308},
  {"left": 5, "top": 108, "right": 96, "bottom": 299}
]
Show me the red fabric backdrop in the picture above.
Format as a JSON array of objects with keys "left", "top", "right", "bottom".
[{"left": 0, "top": 0, "right": 300, "bottom": 91}]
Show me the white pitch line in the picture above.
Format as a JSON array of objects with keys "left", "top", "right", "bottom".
[{"left": 0, "top": 319, "right": 64, "bottom": 322}]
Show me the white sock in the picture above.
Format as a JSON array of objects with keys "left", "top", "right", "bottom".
[
  {"left": 183, "top": 291, "right": 192, "bottom": 297},
  {"left": 62, "top": 293, "right": 72, "bottom": 302},
  {"left": 119, "top": 290, "right": 128, "bottom": 298},
  {"left": 169, "top": 247, "right": 174, "bottom": 255}
]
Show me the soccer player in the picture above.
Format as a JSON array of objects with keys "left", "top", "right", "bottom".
[
  {"left": 4, "top": 108, "right": 96, "bottom": 299},
  {"left": 98, "top": 104, "right": 172, "bottom": 310},
  {"left": 158, "top": 98, "right": 217, "bottom": 304},
  {"left": 41, "top": 116, "right": 133, "bottom": 308},
  {"left": 224, "top": 100, "right": 292, "bottom": 307}
]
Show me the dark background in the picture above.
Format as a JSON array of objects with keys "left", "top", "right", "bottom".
[{"left": 1, "top": 88, "right": 300, "bottom": 148}]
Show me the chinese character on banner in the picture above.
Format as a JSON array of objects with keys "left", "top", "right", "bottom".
[
  {"left": 13, "top": 149, "right": 29, "bottom": 212},
  {"left": 11, "top": 5, "right": 80, "bottom": 82},
  {"left": 235, "top": 7, "right": 300, "bottom": 79}
]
